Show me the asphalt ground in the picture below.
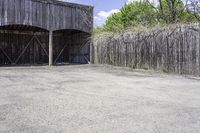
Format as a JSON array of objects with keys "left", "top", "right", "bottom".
[{"left": 0, "top": 65, "right": 200, "bottom": 133}]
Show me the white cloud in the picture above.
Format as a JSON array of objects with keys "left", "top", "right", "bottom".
[
  {"left": 127, "top": 0, "right": 134, "bottom": 3},
  {"left": 94, "top": 9, "right": 120, "bottom": 27}
]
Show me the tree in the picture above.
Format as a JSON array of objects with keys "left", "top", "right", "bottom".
[
  {"left": 186, "top": 0, "right": 200, "bottom": 21},
  {"left": 156, "top": 0, "right": 198, "bottom": 23},
  {"left": 104, "top": 12, "right": 124, "bottom": 31},
  {"left": 104, "top": 1, "right": 156, "bottom": 31},
  {"left": 101, "top": 0, "right": 200, "bottom": 32},
  {"left": 120, "top": 1, "right": 157, "bottom": 26}
]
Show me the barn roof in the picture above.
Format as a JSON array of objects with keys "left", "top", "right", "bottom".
[{"left": 33, "top": 0, "right": 94, "bottom": 9}]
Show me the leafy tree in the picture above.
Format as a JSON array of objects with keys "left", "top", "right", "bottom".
[
  {"left": 186, "top": 0, "right": 200, "bottom": 21},
  {"left": 101, "top": 0, "right": 200, "bottom": 32},
  {"left": 104, "top": 12, "right": 124, "bottom": 31},
  {"left": 104, "top": 1, "right": 156, "bottom": 31},
  {"left": 157, "top": 0, "right": 198, "bottom": 23},
  {"left": 120, "top": 1, "right": 156, "bottom": 26}
]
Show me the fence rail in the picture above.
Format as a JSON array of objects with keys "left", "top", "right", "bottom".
[{"left": 92, "top": 24, "right": 200, "bottom": 76}]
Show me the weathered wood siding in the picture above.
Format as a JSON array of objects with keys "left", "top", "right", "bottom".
[
  {"left": 0, "top": 0, "right": 93, "bottom": 65},
  {"left": 0, "top": 0, "right": 93, "bottom": 33},
  {"left": 93, "top": 24, "right": 200, "bottom": 76}
]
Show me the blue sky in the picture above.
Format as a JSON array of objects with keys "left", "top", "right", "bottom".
[
  {"left": 61, "top": 0, "right": 160, "bottom": 26},
  {"left": 61, "top": 0, "right": 134, "bottom": 26}
]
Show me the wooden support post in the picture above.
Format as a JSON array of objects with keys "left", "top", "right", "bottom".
[
  {"left": 49, "top": 31, "right": 53, "bottom": 66},
  {"left": 90, "top": 40, "right": 93, "bottom": 64}
]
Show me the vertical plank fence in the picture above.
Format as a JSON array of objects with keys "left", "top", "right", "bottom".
[{"left": 93, "top": 24, "right": 200, "bottom": 76}]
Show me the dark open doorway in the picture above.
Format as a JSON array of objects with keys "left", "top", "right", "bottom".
[
  {"left": 0, "top": 25, "right": 49, "bottom": 66},
  {"left": 0, "top": 25, "right": 91, "bottom": 66},
  {"left": 53, "top": 29, "right": 91, "bottom": 64}
]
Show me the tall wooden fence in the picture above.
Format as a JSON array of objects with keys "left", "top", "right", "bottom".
[{"left": 92, "top": 24, "right": 200, "bottom": 76}]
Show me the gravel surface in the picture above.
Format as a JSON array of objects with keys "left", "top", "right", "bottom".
[{"left": 0, "top": 65, "right": 200, "bottom": 133}]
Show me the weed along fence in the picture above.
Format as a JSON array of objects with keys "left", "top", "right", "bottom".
[
  {"left": 0, "top": 0, "right": 93, "bottom": 66},
  {"left": 92, "top": 24, "right": 200, "bottom": 76}
]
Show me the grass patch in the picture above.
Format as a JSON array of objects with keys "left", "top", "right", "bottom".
[{"left": 160, "top": 67, "right": 169, "bottom": 73}]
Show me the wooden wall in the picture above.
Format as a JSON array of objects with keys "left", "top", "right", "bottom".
[
  {"left": 0, "top": 0, "right": 93, "bottom": 33},
  {"left": 0, "top": 0, "right": 93, "bottom": 65},
  {"left": 93, "top": 24, "right": 200, "bottom": 76}
]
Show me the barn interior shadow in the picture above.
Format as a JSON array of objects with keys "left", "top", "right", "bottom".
[{"left": 0, "top": 25, "right": 91, "bottom": 67}]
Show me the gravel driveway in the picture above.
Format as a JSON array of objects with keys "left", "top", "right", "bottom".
[{"left": 0, "top": 65, "right": 200, "bottom": 133}]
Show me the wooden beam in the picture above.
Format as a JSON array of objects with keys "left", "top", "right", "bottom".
[
  {"left": 0, "top": 46, "right": 14, "bottom": 64},
  {"left": 14, "top": 36, "right": 35, "bottom": 64},
  {"left": 90, "top": 40, "right": 93, "bottom": 64},
  {"left": 54, "top": 45, "right": 67, "bottom": 64},
  {"left": 34, "top": 35, "right": 49, "bottom": 57},
  {"left": 49, "top": 30, "right": 53, "bottom": 66},
  {"left": 0, "top": 30, "right": 62, "bottom": 36}
]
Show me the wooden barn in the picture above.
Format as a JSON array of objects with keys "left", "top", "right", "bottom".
[{"left": 0, "top": 0, "right": 93, "bottom": 66}]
